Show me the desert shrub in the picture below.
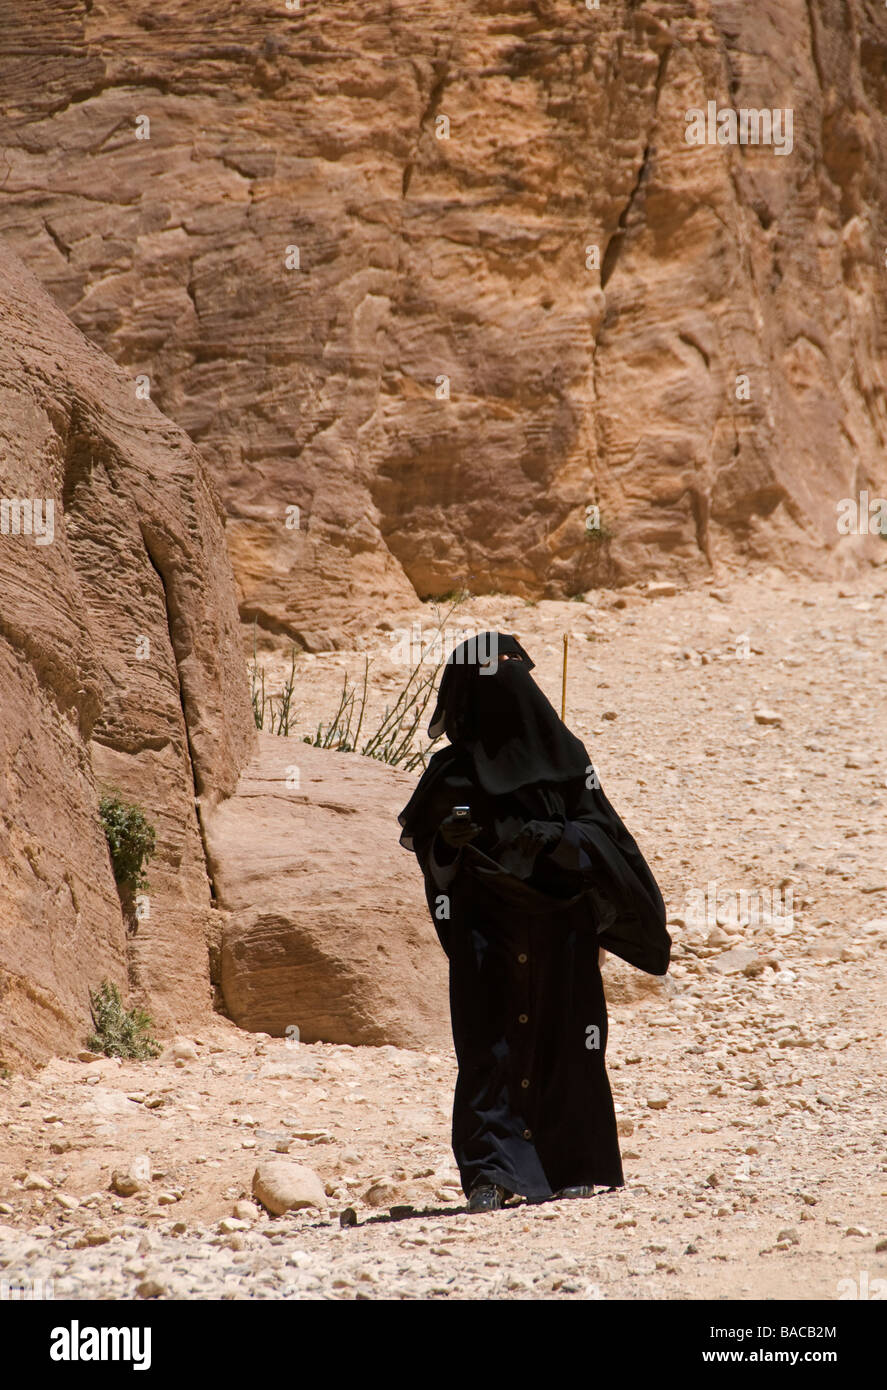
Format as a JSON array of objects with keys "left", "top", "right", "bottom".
[
  {"left": 86, "top": 980, "right": 161, "bottom": 1060},
  {"left": 248, "top": 602, "right": 474, "bottom": 770},
  {"left": 305, "top": 654, "right": 370, "bottom": 753},
  {"left": 305, "top": 651, "right": 442, "bottom": 770},
  {"left": 247, "top": 606, "right": 462, "bottom": 770},
  {"left": 583, "top": 517, "right": 613, "bottom": 542},
  {"left": 99, "top": 794, "right": 155, "bottom": 894},
  {"left": 249, "top": 624, "right": 298, "bottom": 734},
  {"left": 305, "top": 598, "right": 472, "bottom": 769}
]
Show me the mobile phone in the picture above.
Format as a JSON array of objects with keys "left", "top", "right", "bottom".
[{"left": 452, "top": 805, "right": 471, "bottom": 819}]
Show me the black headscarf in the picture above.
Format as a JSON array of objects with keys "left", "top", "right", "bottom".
[
  {"left": 426, "top": 631, "right": 587, "bottom": 795},
  {"left": 398, "top": 631, "right": 589, "bottom": 852},
  {"left": 398, "top": 631, "right": 671, "bottom": 975}
]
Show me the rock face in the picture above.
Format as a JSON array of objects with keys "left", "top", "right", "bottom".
[
  {"left": 1, "top": 2, "right": 886, "bottom": 645},
  {"left": 206, "top": 738, "right": 449, "bottom": 1048},
  {"left": 0, "top": 245, "right": 255, "bottom": 1068}
]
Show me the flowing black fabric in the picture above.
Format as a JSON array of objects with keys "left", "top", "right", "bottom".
[{"left": 398, "top": 632, "right": 670, "bottom": 1200}]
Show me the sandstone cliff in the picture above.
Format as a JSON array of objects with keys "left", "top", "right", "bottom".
[
  {"left": 0, "top": 245, "right": 255, "bottom": 1068},
  {"left": 1, "top": 0, "right": 885, "bottom": 647}
]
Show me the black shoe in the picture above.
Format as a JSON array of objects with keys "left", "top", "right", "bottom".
[
  {"left": 553, "top": 1185, "right": 594, "bottom": 1199},
  {"left": 467, "top": 1182, "right": 507, "bottom": 1213}
]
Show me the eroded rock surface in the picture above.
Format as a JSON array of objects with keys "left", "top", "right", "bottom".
[
  {"left": 0, "top": 246, "right": 255, "bottom": 1066},
  {"left": 1, "top": 2, "right": 885, "bottom": 645}
]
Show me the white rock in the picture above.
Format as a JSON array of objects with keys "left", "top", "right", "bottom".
[
  {"left": 286, "top": 1249, "right": 314, "bottom": 1269},
  {"left": 709, "top": 948, "right": 761, "bottom": 976},
  {"left": 111, "top": 1158, "right": 151, "bottom": 1196},
  {"left": 252, "top": 1160, "right": 327, "bottom": 1216},
  {"left": 364, "top": 1180, "right": 399, "bottom": 1208},
  {"left": 754, "top": 708, "right": 783, "bottom": 726},
  {"left": 22, "top": 1174, "right": 53, "bottom": 1191}
]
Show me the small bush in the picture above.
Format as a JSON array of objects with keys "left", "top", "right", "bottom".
[
  {"left": 304, "top": 598, "right": 470, "bottom": 770},
  {"left": 250, "top": 601, "right": 462, "bottom": 771},
  {"left": 86, "top": 980, "right": 161, "bottom": 1060},
  {"left": 304, "top": 649, "right": 442, "bottom": 770},
  {"left": 99, "top": 794, "right": 155, "bottom": 894},
  {"left": 426, "top": 587, "right": 470, "bottom": 604},
  {"left": 249, "top": 622, "right": 298, "bottom": 734}
]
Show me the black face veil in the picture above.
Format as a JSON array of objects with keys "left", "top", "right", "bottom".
[
  {"left": 426, "top": 631, "right": 588, "bottom": 795},
  {"left": 426, "top": 632, "right": 535, "bottom": 744},
  {"left": 398, "top": 631, "right": 590, "bottom": 851}
]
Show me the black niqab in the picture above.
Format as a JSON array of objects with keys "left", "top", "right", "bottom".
[
  {"left": 427, "top": 632, "right": 533, "bottom": 740},
  {"left": 400, "top": 631, "right": 588, "bottom": 854},
  {"left": 396, "top": 630, "right": 670, "bottom": 1201},
  {"left": 431, "top": 632, "right": 588, "bottom": 795}
]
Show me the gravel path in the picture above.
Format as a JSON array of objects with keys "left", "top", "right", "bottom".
[{"left": 1, "top": 570, "right": 885, "bottom": 1300}]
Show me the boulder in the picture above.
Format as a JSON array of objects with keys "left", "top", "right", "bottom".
[
  {"left": 252, "top": 1160, "right": 327, "bottom": 1216},
  {"left": 207, "top": 738, "right": 449, "bottom": 1048}
]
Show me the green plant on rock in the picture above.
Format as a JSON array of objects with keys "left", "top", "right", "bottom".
[
  {"left": 86, "top": 980, "right": 161, "bottom": 1060},
  {"left": 99, "top": 794, "right": 155, "bottom": 894}
]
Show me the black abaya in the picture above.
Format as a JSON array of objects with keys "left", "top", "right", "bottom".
[{"left": 398, "top": 635, "right": 670, "bottom": 1200}]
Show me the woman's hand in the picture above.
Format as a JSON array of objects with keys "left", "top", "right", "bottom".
[
  {"left": 438, "top": 812, "right": 483, "bottom": 848},
  {"left": 508, "top": 819, "right": 563, "bottom": 857}
]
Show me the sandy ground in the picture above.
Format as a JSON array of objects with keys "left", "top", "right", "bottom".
[{"left": 1, "top": 567, "right": 886, "bottom": 1300}]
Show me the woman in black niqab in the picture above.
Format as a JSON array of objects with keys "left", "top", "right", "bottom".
[{"left": 398, "top": 631, "right": 670, "bottom": 1210}]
